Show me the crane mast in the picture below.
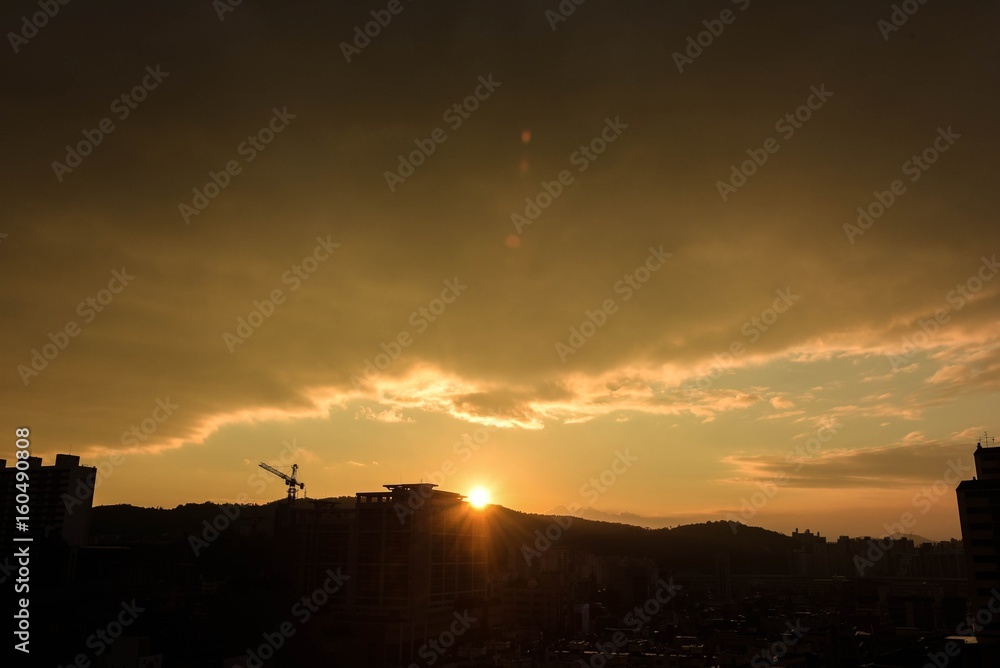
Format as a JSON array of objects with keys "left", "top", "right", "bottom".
[{"left": 258, "top": 462, "right": 305, "bottom": 503}]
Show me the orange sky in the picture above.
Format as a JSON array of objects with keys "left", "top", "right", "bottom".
[{"left": 3, "top": 0, "right": 998, "bottom": 541}]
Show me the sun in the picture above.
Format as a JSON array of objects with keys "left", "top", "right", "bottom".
[{"left": 467, "top": 486, "right": 491, "bottom": 509}]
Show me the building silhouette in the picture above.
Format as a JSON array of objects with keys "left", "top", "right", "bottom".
[
  {"left": 271, "top": 499, "right": 352, "bottom": 596},
  {"left": 713, "top": 551, "right": 733, "bottom": 602},
  {"left": 299, "top": 483, "right": 487, "bottom": 665},
  {"left": 0, "top": 453, "right": 95, "bottom": 548},
  {"left": 956, "top": 435, "right": 1000, "bottom": 635}
]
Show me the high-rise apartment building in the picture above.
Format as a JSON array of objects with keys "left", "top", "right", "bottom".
[
  {"left": 316, "top": 483, "right": 487, "bottom": 665},
  {"left": 956, "top": 435, "right": 1000, "bottom": 635},
  {"left": 0, "top": 454, "right": 96, "bottom": 548}
]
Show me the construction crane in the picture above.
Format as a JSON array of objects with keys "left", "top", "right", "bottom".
[{"left": 258, "top": 462, "right": 305, "bottom": 503}]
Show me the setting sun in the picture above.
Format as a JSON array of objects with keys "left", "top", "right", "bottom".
[{"left": 468, "top": 486, "right": 491, "bottom": 508}]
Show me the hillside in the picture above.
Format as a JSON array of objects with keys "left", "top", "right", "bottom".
[
  {"left": 90, "top": 500, "right": 795, "bottom": 575},
  {"left": 485, "top": 506, "right": 794, "bottom": 574}
]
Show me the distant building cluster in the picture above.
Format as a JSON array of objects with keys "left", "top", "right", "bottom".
[{"left": 788, "top": 528, "right": 965, "bottom": 579}]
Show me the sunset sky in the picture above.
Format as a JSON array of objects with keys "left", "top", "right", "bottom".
[{"left": 3, "top": 0, "right": 998, "bottom": 541}]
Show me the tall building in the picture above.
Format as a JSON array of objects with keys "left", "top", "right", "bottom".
[
  {"left": 956, "top": 434, "right": 1000, "bottom": 635},
  {"left": 713, "top": 551, "right": 733, "bottom": 602},
  {"left": 271, "top": 499, "right": 352, "bottom": 597},
  {"left": 0, "top": 453, "right": 96, "bottom": 548},
  {"left": 321, "top": 483, "right": 488, "bottom": 665}
]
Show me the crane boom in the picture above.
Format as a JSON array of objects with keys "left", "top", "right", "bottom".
[
  {"left": 258, "top": 462, "right": 305, "bottom": 503},
  {"left": 259, "top": 462, "right": 292, "bottom": 483}
]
